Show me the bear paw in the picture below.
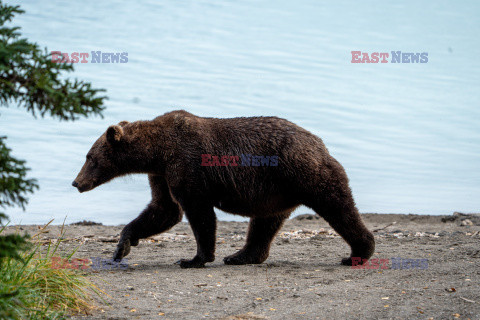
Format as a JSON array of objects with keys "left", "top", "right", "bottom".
[
  {"left": 342, "top": 257, "right": 364, "bottom": 266},
  {"left": 113, "top": 239, "right": 131, "bottom": 262},
  {"left": 175, "top": 256, "right": 206, "bottom": 268},
  {"left": 223, "top": 251, "right": 266, "bottom": 265}
]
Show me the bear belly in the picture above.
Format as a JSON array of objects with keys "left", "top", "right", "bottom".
[{"left": 214, "top": 196, "right": 299, "bottom": 218}]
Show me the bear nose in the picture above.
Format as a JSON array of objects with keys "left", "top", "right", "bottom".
[{"left": 72, "top": 181, "right": 79, "bottom": 188}]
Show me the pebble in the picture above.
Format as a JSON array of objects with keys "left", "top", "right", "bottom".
[{"left": 279, "top": 228, "right": 338, "bottom": 240}]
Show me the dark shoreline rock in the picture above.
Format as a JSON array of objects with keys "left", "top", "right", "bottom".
[
  {"left": 441, "top": 212, "right": 480, "bottom": 226},
  {"left": 293, "top": 214, "right": 320, "bottom": 221},
  {"left": 70, "top": 220, "right": 103, "bottom": 226}
]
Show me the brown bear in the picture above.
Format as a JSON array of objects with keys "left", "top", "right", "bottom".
[{"left": 72, "top": 110, "right": 374, "bottom": 268}]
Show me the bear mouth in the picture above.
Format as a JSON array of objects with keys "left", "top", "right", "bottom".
[{"left": 75, "top": 184, "right": 91, "bottom": 193}]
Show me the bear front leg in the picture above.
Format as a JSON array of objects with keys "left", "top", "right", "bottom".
[
  {"left": 113, "top": 174, "right": 182, "bottom": 262},
  {"left": 113, "top": 201, "right": 182, "bottom": 261},
  {"left": 224, "top": 215, "right": 286, "bottom": 265},
  {"left": 176, "top": 205, "right": 216, "bottom": 268}
]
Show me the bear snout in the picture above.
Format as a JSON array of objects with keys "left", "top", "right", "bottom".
[
  {"left": 72, "top": 180, "right": 86, "bottom": 193},
  {"left": 72, "top": 178, "right": 97, "bottom": 193}
]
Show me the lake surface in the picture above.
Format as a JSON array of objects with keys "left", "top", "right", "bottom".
[{"left": 2, "top": 0, "right": 479, "bottom": 225}]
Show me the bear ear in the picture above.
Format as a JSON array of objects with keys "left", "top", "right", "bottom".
[
  {"left": 118, "top": 121, "right": 129, "bottom": 127},
  {"left": 106, "top": 125, "right": 124, "bottom": 145}
]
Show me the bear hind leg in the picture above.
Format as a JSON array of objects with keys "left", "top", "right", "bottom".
[{"left": 307, "top": 190, "right": 374, "bottom": 266}]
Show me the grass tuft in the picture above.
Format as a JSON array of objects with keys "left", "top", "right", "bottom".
[{"left": 0, "top": 219, "right": 103, "bottom": 319}]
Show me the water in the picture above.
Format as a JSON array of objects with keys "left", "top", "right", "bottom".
[{"left": 1, "top": 0, "right": 479, "bottom": 225}]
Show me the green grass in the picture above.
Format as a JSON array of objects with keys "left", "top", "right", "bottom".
[{"left": 0, "top": 220, "right": 104, "bottom": 319}]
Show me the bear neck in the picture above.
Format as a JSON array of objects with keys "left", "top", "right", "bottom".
[{"left": 123, "top": 121, "right": 171, "bottom": 175}]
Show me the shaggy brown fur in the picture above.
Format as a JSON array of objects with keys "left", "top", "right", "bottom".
[{"left": 73, "top": 110, "right": 374, "bottom": 268}]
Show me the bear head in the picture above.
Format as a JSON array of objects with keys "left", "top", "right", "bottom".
[{"left": 72, "top": 121, "right": 130, "bottom": 193}]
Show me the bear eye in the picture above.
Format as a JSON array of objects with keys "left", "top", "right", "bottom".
[{"left": 87, "top": 155, "right": 97, "bottom": 168}]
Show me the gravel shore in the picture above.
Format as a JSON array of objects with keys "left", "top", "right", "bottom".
[{"left": 7, "top": 213, "right": 480, "bottom": 319}]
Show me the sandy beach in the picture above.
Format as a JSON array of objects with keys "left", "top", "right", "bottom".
[{"left": 7, "top": 213, "right": 480, "bottom": 320}]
